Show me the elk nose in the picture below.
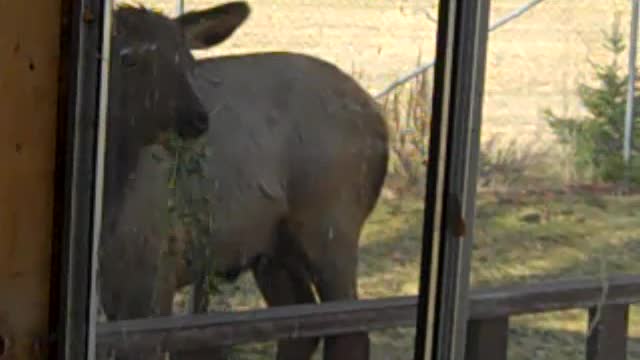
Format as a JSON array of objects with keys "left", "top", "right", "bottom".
[
  {"left": 193, "top": 109, "right": 209, "bottom": 133},
  {"left": 177, "top": 108, "right": 209, "bottom": 139}
]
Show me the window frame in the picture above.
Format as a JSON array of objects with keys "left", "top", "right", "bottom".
[
  {"left": 414, "top": 1, "right": 491, "bottom": 359},
  {"left": 52, "top": 0, "right": 110, "bottom": 359},
  {"left": 52, "top": 1, "right": 492, "bottom": 359}
]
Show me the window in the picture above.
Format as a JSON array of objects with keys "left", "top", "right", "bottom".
[{"left": 56, "top": 1, "right": 492, "bottom": 359}]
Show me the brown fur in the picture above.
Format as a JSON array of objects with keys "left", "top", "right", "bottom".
[{"left": 98, "top": 3, "right": 388, "bottom": 360}]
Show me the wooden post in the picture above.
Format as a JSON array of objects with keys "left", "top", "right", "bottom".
[
  {"left": 0, "top": 0, "right": 64, "bottom": 359},
  {"left": 586, "top": 304, "right": 629, "bottom": 360},
  {"left": 464, "top": 317, "right": 509, "bottom": 360}
]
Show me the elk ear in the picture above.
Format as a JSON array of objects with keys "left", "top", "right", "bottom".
[{"left": 176, "top": 1, "right": 250, "bottom": 49}]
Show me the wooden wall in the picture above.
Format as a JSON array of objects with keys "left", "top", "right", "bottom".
[{"left": 0, "top": 0, "right": 64, "bottom": 358}]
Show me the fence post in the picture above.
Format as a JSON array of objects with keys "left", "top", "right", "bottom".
[
  {"left": 586, "top": 304, "right": 629, "bottom": 360},
  {"left": 464, "top": 317, "right": 509, "bottom": 360},
  {"left": 624, "top": 0, "right": 639, "bottom": 187}
]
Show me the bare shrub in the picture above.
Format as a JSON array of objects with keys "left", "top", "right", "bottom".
[
  {"left": 379, "top": 63, "right": 432, "bottom": 195},
  {"left": 477, "top": 135, "right": 554, "bottom": 190},
  {"left": 372, "top": 55, "right": 560, "bottom": 196}
]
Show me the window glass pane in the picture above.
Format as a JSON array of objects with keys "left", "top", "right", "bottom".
[
  {"left": 469, "top": 1, "right": 640, "bottom": 359},
  {"left": 92, "top": 0, "right": 439, "bottom": 358}
]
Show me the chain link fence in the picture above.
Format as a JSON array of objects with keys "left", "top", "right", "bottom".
[{"left": 120, "top": 0, "right": 633, "bottom": 142}]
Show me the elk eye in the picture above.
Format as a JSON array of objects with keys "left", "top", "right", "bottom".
[
  {"left": 119, "top": 48, "right": 137, "bottom": 68},
  {"left": 121, "top": 53, "right": 137, "bottom": 67}
]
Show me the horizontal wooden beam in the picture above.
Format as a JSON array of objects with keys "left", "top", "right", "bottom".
[
  {"left": 96, "top": 274, "right": 640, "bottom": 353},
  {"left": 469, "top": 274, "right": 640, "bottom": 319},
  {"left": 97, "top": 296, "right": 418, "bottom": 353}
]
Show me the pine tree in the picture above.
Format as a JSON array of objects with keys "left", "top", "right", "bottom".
[{"left": 543, "top": 18, "right": 640, "bottom": 184}]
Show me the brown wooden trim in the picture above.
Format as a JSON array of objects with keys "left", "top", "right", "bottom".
[{"left": 0, "top": 0, "right": 64, "bottom": 358}]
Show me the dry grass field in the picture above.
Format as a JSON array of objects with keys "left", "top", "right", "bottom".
[
  {"left": 119, "top": 0, "right": 636, "bottom": 142},
  {"left": 189, "top": 191, "right": 640, "bottom": 360},
  {"left": 106, "top": 0, "right": 640, "bottom": 358}
]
